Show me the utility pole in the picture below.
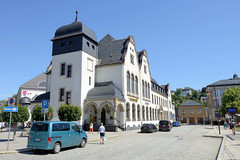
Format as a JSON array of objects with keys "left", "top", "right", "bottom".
[{"left": 214, "top": 86, "right": 221, "bottom": 134}]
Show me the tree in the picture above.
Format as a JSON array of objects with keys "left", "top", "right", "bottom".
[
  {"left": 3, "top": 105, "right": 29, "bottom": 140},
  {"left": 58, "top": 104, "right": 82, "bottom": 121},
  {"left": 220, "top": 87, "right": 240, "bottom": 115},
  {"left": 32, "top": 105, "right": 54, "bottom": 121}
]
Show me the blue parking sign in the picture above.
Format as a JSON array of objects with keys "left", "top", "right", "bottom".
[{"left": 42, "top": 100, "right": 49, "bottom": 109}]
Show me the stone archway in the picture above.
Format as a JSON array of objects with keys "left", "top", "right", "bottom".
[
  {"left": 99, "top": 101, "right": 113, "bottom": 125},
  {"left": 84, "top": 102, "right": 98, "bottom": 124}
]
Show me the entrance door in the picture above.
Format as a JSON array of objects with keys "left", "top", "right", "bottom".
[{"left": 101, "top": 108, "right": 106, "bottom": 125}]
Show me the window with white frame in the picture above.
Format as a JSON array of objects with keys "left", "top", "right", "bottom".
[
  {"left": 127, "top": 72, "right": 130, "bottom": 91},
  {"left": 182, "top": 109, "right": 185, "bottom": 115},
  {"left": 87, "top": 59, "right": 93, "bottom": 71},
  {"left": 190, "top": 108, "right": 194, "bottom": 115},
  {"left": 198, "top": 109, "right": 202, "bottom": 115},
  {"left": 130, "top": 54, "right": 134, "bottom": 64}
]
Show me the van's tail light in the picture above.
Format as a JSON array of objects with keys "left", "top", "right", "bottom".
[
  {"left": 27, "top": 136, "right": 29, "bottom": 141},
  {"left": 149, "top": 127, "right": 151, "bottom": 129},
  {"left": 48, "top": 137, "right": 51, "bottom": 144}
]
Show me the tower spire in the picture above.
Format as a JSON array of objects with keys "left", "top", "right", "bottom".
[{"left": 75, "top": 10, "right": 78, "bottom": 21}]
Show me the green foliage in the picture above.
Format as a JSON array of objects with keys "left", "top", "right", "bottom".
[
  {"left": 3, "top": 105, "right": 29, "bottom": 122},
  {"left": 32, "top": 105, "right": 54, "bottom": 121},
  {"left": 220, "top": 87, "right": 240, "bottom": 115},
  {"left": 58, "top": 104, "right": 82, "bottom": 121}
]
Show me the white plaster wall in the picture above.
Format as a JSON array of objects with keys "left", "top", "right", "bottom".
[
  {"left": 96, "top": 65, "right": 123, "bottom": 91},
  {"left": 46, "top": 74, "right": 51, "bottom": 92},
  {"left": 20, "top": 88, "right": 46, "bottom": 101}
]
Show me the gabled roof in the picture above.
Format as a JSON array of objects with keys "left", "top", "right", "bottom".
[
  {"left": 98, "top": 34, "right": 128, "bottom": 65},
  {"left": 85, "top": 81, "right": 124, "bottom": 101},
  {"left": 21, "top": 73, "right": 46, "bottom": 89},
  {"left": 207, "top": 74, "right": 240, "bottom": 87},
  {"left": 179, "top": 100, "right": 203, "bottom": 107}
]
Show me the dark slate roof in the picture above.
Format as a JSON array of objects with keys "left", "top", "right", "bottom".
[
  {"left": 207, "top": 74, "right": 240, "bottom": 87},
  {"left": 179, "top": 100, "right": 203, "bottom": 107},
  {"left": 32, "top": 92, "right": 50, "bottom": 103},
  {"left": 98, "top": 34, "right": 128, "bottom": 65},
  {"left": 151, "top": 78, "right": 160, "bottom": 86},
  {"left": 19, "top": 97, "right": 31, "bottom": 105},
  {"left": 52, "top": 20, "right": 97, "bottom": 42},
  {"left": 85, "top": 81, "right": 124, "bottom": 101},
  {"left": 21, "top": 73, "right": 46, "bottom": 89}
]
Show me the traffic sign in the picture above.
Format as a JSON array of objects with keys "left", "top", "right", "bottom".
[
  {"left": 42, "top": 108, "right": 48, "bottom": 113},
  {"left": 8, "top": 98, "right": 15, "bottom": 107},
  {"left": 42, "top": 100, "right": 49, "bottom": 109},
  {"left": 4, "top": 107, "right": 18, "bottom": 112}
]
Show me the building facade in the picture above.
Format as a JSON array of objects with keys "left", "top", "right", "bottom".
[
  {"left": 47, "top": 13, "right": 175, "bottom": 131},
  {"left": 178, "top": 100, "right": 205, "bottom": 124},
  {"left": 206, "top": 74, "right": 240, "bottom": 122}
]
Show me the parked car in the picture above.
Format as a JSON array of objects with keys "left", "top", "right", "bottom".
[
  {"left": 141, "top": 123, "right": 158, "bottom": 133},
  {"left": 172, "top": 121, "right": 181, "bottom": 127},
  {"left": 159, "top": 120, "right": 172, "bottom": 132},
  {"left": 27, "top": 121, "right": 87, "bottom": 154}
]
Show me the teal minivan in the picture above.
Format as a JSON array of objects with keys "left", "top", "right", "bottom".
[{"left": 27, "top": 121, "right": 87, "bottom": 154}]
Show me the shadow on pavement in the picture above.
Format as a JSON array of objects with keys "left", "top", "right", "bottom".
[{"left": 0, "top": 139, "right": 13, "bottom": 142}]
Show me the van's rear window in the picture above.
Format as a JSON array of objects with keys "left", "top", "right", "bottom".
[{"left": 31, "top": 123, "right": 48, "bottom": 131}]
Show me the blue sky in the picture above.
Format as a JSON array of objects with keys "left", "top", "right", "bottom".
[{"left": 1, "top": 0, "right": 240, "bottom": 100}]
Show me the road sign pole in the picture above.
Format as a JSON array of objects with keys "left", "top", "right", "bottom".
[{"left": 7, "top": 112, "right": 12, "bottom": 150}]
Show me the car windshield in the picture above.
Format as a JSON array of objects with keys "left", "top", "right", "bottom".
[
  {"left": 160, "top": 121, "right": 168, "bottom": 124},
  {"left": 31, "top": 123, "right": 49, "bottom": 132}
]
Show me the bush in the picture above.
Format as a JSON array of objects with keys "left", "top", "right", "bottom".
[
  {"left": 3, "top": 105, "right": 29, "bottom": 123},
  {"left": 58, "top": 104, "right": 82, "bottom": 121},
  {"left": 32, "top": 105, "right": 53, "bottom": 121}
]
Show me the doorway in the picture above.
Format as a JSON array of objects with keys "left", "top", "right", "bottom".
[{"left": 101, "top": 108, "right": 106, "bottom": 125}]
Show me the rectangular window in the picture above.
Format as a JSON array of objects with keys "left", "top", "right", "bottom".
[
  {"left": 67, "top": 65, "right": 72, "bottom": 77},
  {"left": 89, "top": 77, "right": 91, "bottom": 86},
  {"left": 190, "top": 108, "right": 194, "bottom": 115},
  {"left": 130, "top": 54, "right": 134, "bottom": 64},
  {"left": 59, "top": 88, "right": 64, "bottom": 101},
  {"left": 87, "top": 59, "right": 93, "bottom": 71},
  {"left": 198, "top": 109, "right": 202, "bottom": 115},
  {"left": 69, "top": 41, "right": 74, "bottom": 46},
  {"left": 61, "top": 63, "right": 65, "bottom": 76},
  {"left": 144, "top": 65, "right": 147, "bottom": 74},
  {"left": 182, "top": 109, "right": 185, "bottom": 115},
  {"left": 61, "top": 43, "right": 65, "bottom": 48},
  {"left": 66, "top": 91, "right": 71, "bottom": 105}
]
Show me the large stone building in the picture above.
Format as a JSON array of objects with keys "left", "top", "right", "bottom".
[
  {"left": 206, "top": 74, "right": 240, "bottom": 122},
  {"left": 42, "top": 13, "right": 175, "bottom": 131}
]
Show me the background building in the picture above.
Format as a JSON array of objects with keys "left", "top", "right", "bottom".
[
  {"left": 178, "top": 100, "right": 205, "bottom": 124},
  {"left": 206, "top": 74, "right": 240, "bottom": 122}
]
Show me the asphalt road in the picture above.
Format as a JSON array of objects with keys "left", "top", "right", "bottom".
[{"left": 0, "top": 125, "right": 221, "bottom": 160}]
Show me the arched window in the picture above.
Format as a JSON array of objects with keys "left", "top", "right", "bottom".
[
  {"left": 137, "top": 105, "right": 140, "bottom": 121},
  {"left": 145, "top": 81, "right": 147, "bottom": 99},
  {"left": 126, "top": 103, "right": 130, "bottom": 121},
  {"left": 149, "top": 107, "right": 152, "bottom": 120},
  {"left": 127, "top": 72, "right": 130, "bottom": 91},
  {"left": 135, "top": 76, "right": 138, "bottom": 95},
  {"left": 147, "top": 83, "right": 150, "bottom": 98},
  {"left": 132, "top": 104, "right": 136, "bottom": 121},
  {"left": 142, "top": 106, "right": 145, "bottom": 121},
  {"left": 146, "top": 107, "right": 149, "bottom": 121},
  {"left": 131, "top": 74, "right": 134, "bottom": 93},
  {"left": 142, "top": 80, "right": 145, "bottom": 97}
]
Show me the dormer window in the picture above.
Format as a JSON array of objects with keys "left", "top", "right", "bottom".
[
  {"left": 92, "top": 45, "right": 95, "bottom": 50},
  {"left": 130, "top": 54, "right": 134, "bottom": 64},
  {"left": 61, "top": 43, "right": 65, "bottom": 48},
  {"left": 39, "top": 82, "right": 46, "bottom": 87},
  {"left": 86, "top": 42, "right": 90, "bottom": 47},
  {"left": 69, "top": 41, "right": 74, "bottom": 47}
]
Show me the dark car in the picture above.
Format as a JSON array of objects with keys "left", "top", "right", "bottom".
[
  {"left": 159, "top": 120, "right": 172, "bottom": 132},
  {"left": 141, "top": 123, "right": 158, "bottom": 133},
  {"left": 172, "top": 121, "right": 181, "bottom": 127}
]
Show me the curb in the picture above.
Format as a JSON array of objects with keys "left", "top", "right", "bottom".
[
  {"left": 0, "top": 135, "right": 119, "bottom": 155},
  {"left": 202, "top": 135, "right": 223, "bottom": 138},
  {"left": 216, "top": 136, "right": 225, "bottom": 160}
]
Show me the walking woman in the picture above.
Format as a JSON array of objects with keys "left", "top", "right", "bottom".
[{"left": 98, "top": 123, "right": 105, "bottom": 144}]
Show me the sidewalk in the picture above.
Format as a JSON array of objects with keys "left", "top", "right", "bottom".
[
  {"left": 0, "top": 128, "right": 121, "bottom": 154},
  {"left": 203, "top": 125, "right": 240, "bottom": 160}
]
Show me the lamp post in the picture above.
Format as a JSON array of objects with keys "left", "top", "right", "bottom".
[{"left": 214, "top": 85, "right": 221, "bottom": 134}]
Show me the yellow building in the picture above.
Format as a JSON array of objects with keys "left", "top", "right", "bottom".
[{"left": 178, "top": 100, "right": 205, "bottom": 124}]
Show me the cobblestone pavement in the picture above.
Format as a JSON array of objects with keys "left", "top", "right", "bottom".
[{"left": 0, "top": 125, "right": 221, "bottom": 160}]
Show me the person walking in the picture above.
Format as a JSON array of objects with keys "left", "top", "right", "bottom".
[
  {"left": 98, "top": 123, "right": 105, "bottom": 144},
  {"left": 232, "top": 120, "right": 236, "bottom": 135},
  {"left": 224, "top": 120, "right": 227, "bottom": 129},
  {"left": 89, "top": 122, "right": 93, "bottom": 134}
]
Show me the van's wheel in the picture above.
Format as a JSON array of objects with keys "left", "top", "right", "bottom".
[
  {"left": 80, "top": 138, "right": 86, "bottom": 148},
  {"left": 53, "top": 143, "right": 61, "bottom": 154}
]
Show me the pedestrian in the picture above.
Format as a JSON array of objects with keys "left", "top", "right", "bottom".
[
  {"left": 89, "top": 122, "right": 93, "bottom": 134},
  {"left": 224, "top": 120, "right": 227, "bottom": 129},
  {"left": 232, "top": 120, "right": 236, "bottom": 135},
  {"left": 98, "top": 123, "right": 105, "bottom": 144}
]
